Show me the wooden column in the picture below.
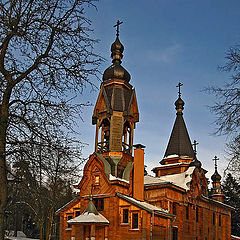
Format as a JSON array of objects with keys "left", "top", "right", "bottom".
[
  {"left": 104, "top": 226, "right": 109, "bottom": 240},
  {"left": 85, "top": 225, "right": 90, "bottom": 240},
  {"left": 95, "top": 121, "right": 99, "bottom": 152},
  {"left": 90, "top": 225, "right": 95, "bottom": 240}
]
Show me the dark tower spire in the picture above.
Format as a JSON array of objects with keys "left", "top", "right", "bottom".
[{"left": 164, "top": 83, "right": 195, "bottom": 159}]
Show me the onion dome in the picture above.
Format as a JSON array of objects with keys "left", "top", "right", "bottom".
[
  {"left": 175, "top": 97, "right": 185, "bottom": 114},
  {"left": 103, "top": 36, "right": 131, "bottom": 82},
  {"left": 211, "top": 170, "right": 221, "bottom": 182}
]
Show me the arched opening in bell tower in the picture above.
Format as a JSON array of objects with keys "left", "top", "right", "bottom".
[
  {"left": 96, "top": 118, "right": 110, "bottom": 153},
  {"left": 122, "top": 121, "right": 133, "bottom": 154}
]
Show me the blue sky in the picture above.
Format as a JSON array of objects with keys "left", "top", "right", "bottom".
[{"left": 77, "top": 0, "right": 240, "bottom": 180}]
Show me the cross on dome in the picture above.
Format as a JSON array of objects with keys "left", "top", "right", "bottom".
[
  {"left": 114, "top": 20, "right": 123, "bottom": 37},
  {"left": 176, "top": 82, "right": 183, "bottom": 98},
  {"left": 213, "top": 156, "right": 219, "bottom": 171},
  {"left": 192, "top": 140, "right": 199, "bottom": 155}
]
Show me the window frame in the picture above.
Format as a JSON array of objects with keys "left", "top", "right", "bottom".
[
  {"left": 75, "top": 211, "right": 80, "bottom": 217},
  {"left": 93, "top": 198, "right": 104, "bottom": 211},
  {"left": 131, "top": 212, "right": 139, "bottom": 230},
  {"left": 212, "top": 212, "right": 215, "bottom": 225},
  {"left": 172, "top": 226, "right": 178, "bottom": 240},
  {"left": 122, "top": 208, "right": 129, "bottom": 224},
  {"left": 67, "top": 215, "right": 73, "bottom": 229},
  {"left": 94, "top": 175, "right": 100, "bottom": 185},
  {"left": 186, "top": 205, "right": 189, "bottom": 220},
  {"left": 219, "top": 214, "right": 221, "bottom": 226}
]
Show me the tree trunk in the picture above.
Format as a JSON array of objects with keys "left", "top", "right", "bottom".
[
  {"left": 0, "top": 117, "right": 8, "bottom": 240},
  {"left": 39, "top": 220, "right": 44, "bottom": 240},
  {"left": 46, "top": 208, "right": 54, "bottom": 240},
  {"left": 0, "top": 86, "right": 13, "bottom": 240},
  {"left": 0, "top": 175, "right": 7, "bottom": 240}
]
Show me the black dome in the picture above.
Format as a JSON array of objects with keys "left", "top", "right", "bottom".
[{"left": 211, "top": 170, "right": 221, "bottom": 182}]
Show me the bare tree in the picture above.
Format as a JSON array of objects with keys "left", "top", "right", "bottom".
[
  {"left": 7, "top": 136, "right": 83, "bottom": 240},
  {"left": 0, "top": 1, "right": 101, "bottom": 239},
  {"left": 205, "top": 45, "right": 240, "bottom": 176}
]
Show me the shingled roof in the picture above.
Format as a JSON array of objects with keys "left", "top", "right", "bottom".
[
  {"left": 103, "top": 85, "right": 134, "bottom": 113},
  {"left": 164, "top": 97, "right": 195, "bottom": 159}
]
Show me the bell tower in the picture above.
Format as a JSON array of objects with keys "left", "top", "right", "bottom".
[{"left": 92, "top": 21, "right": 139, "bottom": 178}]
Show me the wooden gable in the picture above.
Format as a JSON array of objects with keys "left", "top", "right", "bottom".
[{"left": 76, "top": 153, "right": 113, "bottom": 197}]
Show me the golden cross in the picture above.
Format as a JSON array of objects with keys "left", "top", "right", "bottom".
[
  {"left": 114, "top": 20, "right": 123, "bottom": 37},
  {"left": 176, "top": 82, "right": 183, "bottom": 98},
  {"left": 213, "top": 156, "right": 219, "bottom": 171}
]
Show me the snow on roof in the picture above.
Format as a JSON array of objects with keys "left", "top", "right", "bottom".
[
  {"left": 163, "top": 154, "right": 192, "bottom": 160},
  {"left": 144, "top": 166, "right": 196, "bottom": 191},
  {"left": 232, "top": 235, "right": 240, "bottom": 239},
  {"left": 116, "top": 192, "right": 172, "bottom": 217},
  {"left": 154, "top": 162, "right": 190, "bottom": 168},
  {"left": 109, "top": 174, "right": 129, "bottom": 183},
  {"left": 163, "top": 154, "right": 179, "bottom": 159},
  {"left": 67, "top": 212, "right": 109, "bottom": 225},
  {"left": 144, "top": 175, "right": 169, "bottom": 185}
]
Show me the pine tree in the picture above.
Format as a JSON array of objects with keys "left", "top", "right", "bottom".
[{"left": 222, "top": 173, "right": 240, "bottom": 236}]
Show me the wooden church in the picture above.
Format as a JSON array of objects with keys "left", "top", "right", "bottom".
[{"left": 57, "top": 23, "right": 234, "bottom": 240}]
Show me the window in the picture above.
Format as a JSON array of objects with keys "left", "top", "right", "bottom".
[
  {"left": 219, "top": 214, "right": 221, "bottom": 226},
  {"left": 93, "top": 198, "right": 104, "bottom": 211},
  {"left": 67, "top": 215, "right": 73, "bottom": 228},
  {"left": 94, "top": 175, "right": 100, "bottom": 185},
  {"left": 212, "top": 213, "right": 215, "bottom": 225},
  {"left": 186, "top": 205, "right": 189, "bottom": 220},
  {"left": 196, "top": 207, "right": 199, "bottom": 222},
  {"left": 75, "top": 211, "right": 80, "bottom": 217},
  {"left": 132, "top": 213, "right": 139, "bottom": 229},
  {"left": 173, "top": 202, "right": 177, "bottom": 215},
  {"left": 172, "top": 227, "right": 178, "bottom": 240},
  {"left": 123, "top": 209, "right": 129, "bottom": 224}
]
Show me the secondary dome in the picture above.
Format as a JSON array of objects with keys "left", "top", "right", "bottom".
[{"left": 211, "top": 170, "right": 221, "bottom": 182}]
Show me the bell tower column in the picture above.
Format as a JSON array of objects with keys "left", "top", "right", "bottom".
[
  {"left": 92, "top": 20, "right": 139, "bottom": 156},
  {"left": 91, "top": 21, "right": 139, "bottom": 178}
]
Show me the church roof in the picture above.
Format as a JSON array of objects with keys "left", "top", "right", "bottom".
[
  {"left": 67, "top": 197, "right": 109, "bottom": 225},
  {"left": 164, "top": 96, "right": 195, "bottom": 159},
  {"left": 67, "top": 211, "right": 109, "bottom": 225},
  {"left": 116, "top": 192, "right": 173, "bottom": 217},
  {"left": 145, "top": 166, "right": 196, "bottom": 191}
]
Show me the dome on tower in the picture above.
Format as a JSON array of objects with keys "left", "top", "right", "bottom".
[
  {"left": 103, "top": 36, "right": 131, "bottom": 82},
  {"left": 175, "top": 97, "right": 185, "bottom": 113}
]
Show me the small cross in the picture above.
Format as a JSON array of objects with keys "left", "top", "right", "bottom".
[
  {"left": 192, "top": 140, "right": 199, "bottom": 155},
  {"left": 176, "top": 82, "right": 183, "bottom": 98},
  {"left": 213, "top": 156, "right": 219, "bottom": 171},
  {"left": 114, "top": 20, "right": 123, "bottom": 37}
]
